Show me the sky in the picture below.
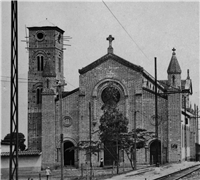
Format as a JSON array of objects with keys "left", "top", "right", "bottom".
[{"left": 1, "top": 1, "right": 199, "bottom": 145}]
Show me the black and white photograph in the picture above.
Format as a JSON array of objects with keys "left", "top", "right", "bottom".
[{"left": 1, "top": 1, "right": 200, "bottom": 179}]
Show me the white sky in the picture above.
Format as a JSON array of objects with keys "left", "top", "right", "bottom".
[{"left": 1, "top": 1, "right": 199, "bottom": 144}]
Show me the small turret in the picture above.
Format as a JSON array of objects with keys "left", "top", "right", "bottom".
[{"left": 167, "top": 48, "right": 182, "bottom": 88}]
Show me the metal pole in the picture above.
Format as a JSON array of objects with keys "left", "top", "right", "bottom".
[
  {"left": 10, "top": 1, "right": 18, "bottom": 179},
  {"left": 197, "top": 106, "right": 199, "bottom": 161},
  {"left": 134, "top": 111, "right": 137, "bottom": 170},
  {"left": 59, "top": 83, "right": 64, "bottom": 180},
  {"left": 197, "top": 106, "right": 199, "bottom": 144},
  {"left": 89, "top": 102, "right": 92, "bottom": 180},
  {"left": 154, "top": 57, "right": 159, "bottom": 166},
  {"left": 184, "top": 96, "right": 187, "bottom": 160},
  {"left": 116, "top": 139, "right": 119, "bottom": 174}
]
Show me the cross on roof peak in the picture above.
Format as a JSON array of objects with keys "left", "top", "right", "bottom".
[
  {"left": 172, "top": 47, "right": 176, "bottom": 55},
  {"left": 107, "top": 35, "right": 114, "bottom": 47},
  {"left": 106, "top": 35, "right": 114, "bottom": 53}
]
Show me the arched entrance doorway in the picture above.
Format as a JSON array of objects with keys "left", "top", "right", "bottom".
[
  {"left": 150, "top": 140, "right": 161, "bottom": 165},
  {"left": 104, "top": 141, "right": 117, "bottom": 166},
  {"left": 64, "top": 141, "right": 75, "bottom": 166}
]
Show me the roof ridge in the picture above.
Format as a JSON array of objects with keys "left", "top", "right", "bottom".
[{"left": 79, "top": 53, "right": 143, "bottom": 75}]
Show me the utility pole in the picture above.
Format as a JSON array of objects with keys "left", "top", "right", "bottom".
[
  {"left": 116, "top": 137, "right": 119, "bottom": 174},
  {"left": 184, "top": 96, "right": 187, "bottom": 160},
  {"left": 10, "top": 1, "right": 19, "bottom": 180},
  {"left": 134, "top": 111, "right": 137, "bottom": 170},
  {"left": 197, "top": 106, "right": 199, "bottom": 144},
  {"left": 133, "top": 92, "right": 139, "bottom": 170},
  {"left": 89, "top": 102, "right": 92, "bottom": 180},
  {"left": 56, "top": 81, "right": 67, "bottom": 180},
  {"left": 154, "top": 57, "right": 159, "bottom": 167}
]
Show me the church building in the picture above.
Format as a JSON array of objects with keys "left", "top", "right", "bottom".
[{"left": 27, "top": 23, "right": 198, "bottom": 169}]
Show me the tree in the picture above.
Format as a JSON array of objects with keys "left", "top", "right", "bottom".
[
  {"left": 121, "top": 128, "right": 155, "bottom": 169},
  {"left": 99, "top": 105, "right": 129, "bottom": 173},
  {"left": 69, "top": 140, "right": 102, "bottom": 155},
  {"left": 1, "top": 132, "right": 26, "bottom": 151},
  {"left": 99, "top": 106, "right": 129, "bottom": 142}
]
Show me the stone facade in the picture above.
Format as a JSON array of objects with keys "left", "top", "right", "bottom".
[{"left": 27, "top": 25, "right": 198, "bottom": 169}]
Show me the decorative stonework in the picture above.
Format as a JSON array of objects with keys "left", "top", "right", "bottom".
[
  {"left": 150, "top": 115, "right": 162, "bottom": 126},
  {"left": 63, "top": 116, "right": 72, "bottom": 127}
]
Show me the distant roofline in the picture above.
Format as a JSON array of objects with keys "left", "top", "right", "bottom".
[
  {"left": 55, "top": 88, "right": 79, "bottom": 101},
  {"left": 1, "top": 150, "right": 41, "bottom": 157},
  {"left": 1, "top": 141, "right": 10, "bottom": 145},
  {"left": 28, "top": 26, "right": 65, "bottom": 33}
]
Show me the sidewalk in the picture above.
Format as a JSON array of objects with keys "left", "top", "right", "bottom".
[
  {"left": 2, "top": 161, "right": 200, "bottom": 180},
  {"left": 105, "top": 161, "right": 200, "bottom": 180}
]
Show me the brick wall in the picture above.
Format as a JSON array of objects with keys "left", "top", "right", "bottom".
[
  {"left": 41, "top": 89, "right": 56, "bottom": 169},
  {"left": 168, "top": 93, "right": 182, "bottom": 162},
  {"left": 142, "top": 89, "right": 168, "bottom": 164},
  {"left": 77, "top": 58, "right": 143, "bottom": 166},
  {"left": 28, "top": 112, "right": 42, "bottom": 150}
]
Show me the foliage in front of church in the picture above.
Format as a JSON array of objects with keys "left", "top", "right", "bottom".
[{"left": 1, "top": 132, "right": 26, "bottom": 151}]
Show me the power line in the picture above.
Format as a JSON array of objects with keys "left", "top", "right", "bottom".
[
  {"left": 102, "top": 1, "right": 150, "bottom": 61},
  {"left": 1, "top": 75, "right": 31, "bottom": 81},
  {"left": 1, "top": 76, "right": 76, "bottom": 88}
]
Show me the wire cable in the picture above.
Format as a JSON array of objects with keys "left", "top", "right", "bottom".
[
  {"left": 1, "top": 76, "right": 76, "bottom": 88},
  {"left": 102, "top": 1, "right": 150, "bottom": 61}
]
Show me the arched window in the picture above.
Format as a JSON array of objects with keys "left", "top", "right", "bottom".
[
  {"left": 36, "top": 88, "right": 43, "bottom": 104},
  {"left": 37, "top": 55, "right": 44, "bottom": 71}
]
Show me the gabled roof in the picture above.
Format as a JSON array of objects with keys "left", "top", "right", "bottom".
[
  {"left": 181, "top": 79, "right": 193, "bottom": 94},
  {"left": 62, "top": 88, "right": 79, "bottom": 98},
  {"left": 55, "top": 88, "right": 79, "bottom": 101},
  {"left": 158, "top": 79, "right": 193, "bottom": 95},
  {"left": 79, "top": 53, "right": 143, "bottom": 75},
  {"left": 28, "top": 19, "right": 64, "bottom": 33},
  {"left": 158, "top": 80, "right": 170, "bottom": 90},
  {"left": 34, "top": 19, "right": 56, "bottom": 27}
]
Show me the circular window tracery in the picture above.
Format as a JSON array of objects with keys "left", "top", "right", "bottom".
[
  {"left": 36, "top": 31, "right": 45, "bottom": 41},
  {"left": 101, "top": 86, "right": 120, "bottom": 104},
  {"left": 63, "top": 116, "right": 72, "bottom": 127}
]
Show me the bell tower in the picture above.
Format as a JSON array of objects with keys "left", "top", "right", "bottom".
[
  {"left": 27, "top": 22, "right": 65, "bottom": 151},
  {"left": 167, "top": 48, "right": 182, "bottom": 162}
]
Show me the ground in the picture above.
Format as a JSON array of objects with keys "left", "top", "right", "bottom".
[
  {"left": 1, "top": 161, "right": 200, "bottom": 180},
  {"left": 105, "top": 161, "right": 200, "bottom": 180}
]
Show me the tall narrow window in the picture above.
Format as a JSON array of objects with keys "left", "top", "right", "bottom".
[
  {"left": 172, "top": 75, "right": 175, "bottom": 85},
  {"left": 47, "top": 79, "right": 49, "bottom": 88},
  {"left": 36, "top": 88, "right": 42, "bottom": 104},
  {"left": 37, "top": 56, "right": 40, "bottom": 71},
  {"left": 185, "top": 118, "right": 188, "bottom": 125},
  {"left": 58, "top": 57, "right": 61, "bottom": 72},
  {"left": 37, "top": 55, "right": 44, "bottom": 71},
  {"left": 41, "top": 56, "right": 44, "bottom": 71}
]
